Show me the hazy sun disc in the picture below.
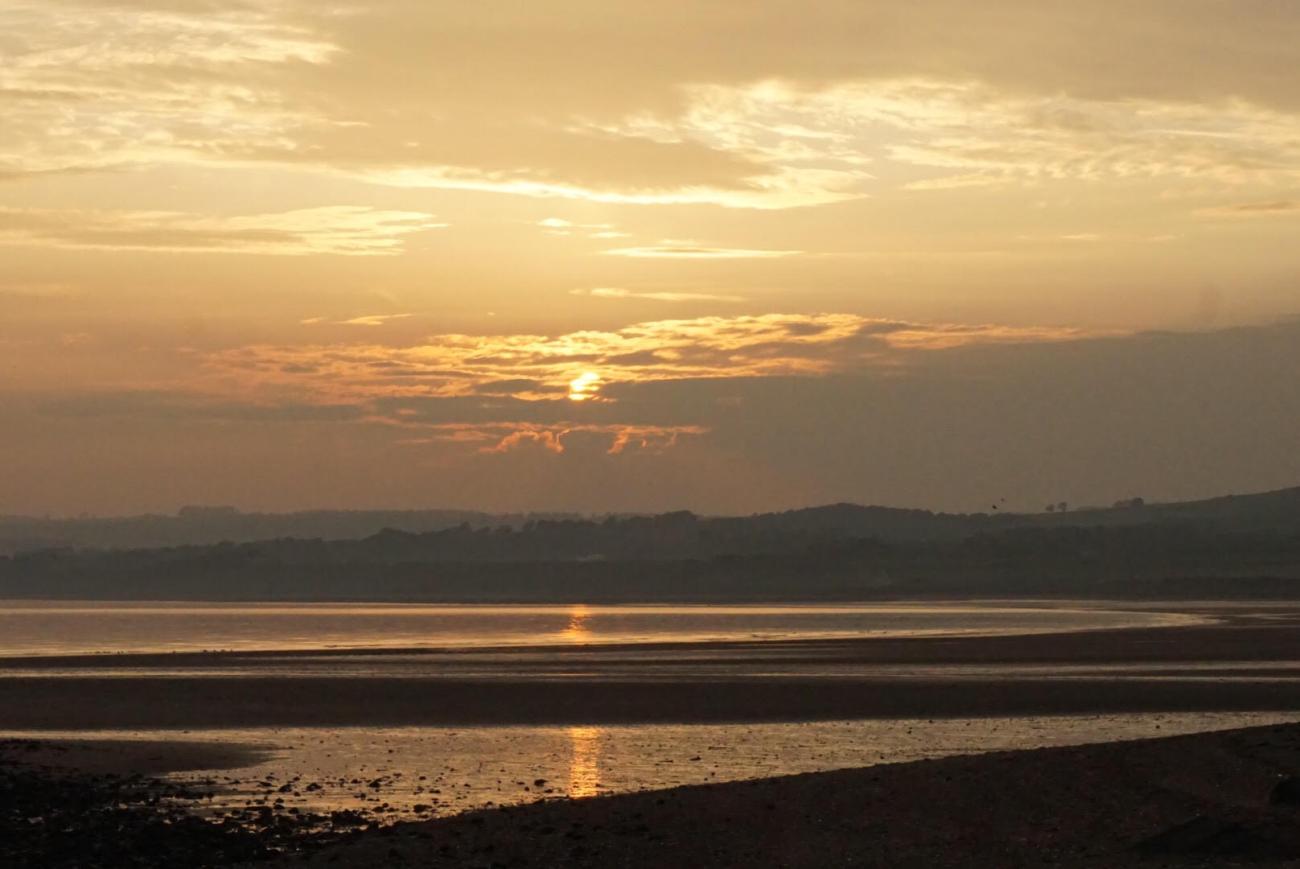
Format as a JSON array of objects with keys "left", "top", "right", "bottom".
[{"left": 568, "top": 371, "right": 601, "bottom": 401}]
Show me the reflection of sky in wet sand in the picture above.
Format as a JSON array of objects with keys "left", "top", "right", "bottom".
[
  {"left": 567, "top": 726, "right": 602, "bottom": 798},
  {"left": 12, "top": 712, "right": 1298, "bottom": 824}
]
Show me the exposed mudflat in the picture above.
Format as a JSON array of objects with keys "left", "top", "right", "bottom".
[{"left": 7, "top": 723, "right": 1300, "bottom": 867}]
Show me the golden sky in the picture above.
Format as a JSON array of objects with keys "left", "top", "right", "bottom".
[{"left": 2, "top": 1, "right": 1299, "bottom": 515}]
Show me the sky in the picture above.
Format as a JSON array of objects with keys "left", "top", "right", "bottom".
[{"left": 2, "top": 0, "right": 1299, "bottom": 517}]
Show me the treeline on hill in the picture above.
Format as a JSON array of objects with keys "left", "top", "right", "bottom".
[
  {"left": 6, "top": 484, "right": 1300, "bottom": 555},
  {"left": 2, "top": 487, "right": 1300, "bottom": 601},
  {"left": 0, "top": 507, "right": 558, "bottom": 555}
]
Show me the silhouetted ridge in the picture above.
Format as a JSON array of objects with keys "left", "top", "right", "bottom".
[{"left": 1, "top": 485, "right": 1297, "bottom": 601}]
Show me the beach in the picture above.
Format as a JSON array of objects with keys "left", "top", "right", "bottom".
[
  {"left": 6, "top": 722, "right": 1300, "bottom": 867},
  {"left": 4, "top": 601, "right": 1300, "bottom": 866}
]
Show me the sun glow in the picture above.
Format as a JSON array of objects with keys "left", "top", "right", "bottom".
[{"left": 567, "top": 371, "right": 601, "bottom": 401}]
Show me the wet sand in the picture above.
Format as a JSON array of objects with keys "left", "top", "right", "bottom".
[
  {"left": 5, "top": 674, "right": 1300, "bottom": 730},
  {"left": 2, "top": 605, "right": 1299, "bottom": 729},
  {"left": 8, "top": 722, "right": 1300, "bottom": 867},
  {"left": 265, "top": 721, "right": 1300, "bottom": 868}
]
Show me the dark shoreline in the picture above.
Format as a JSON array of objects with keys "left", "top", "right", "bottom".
[
  {"left": 4, "top": 583, "right": 1299, "bottom": 605},
  {"left": 1, "top": 738, "right": 341, "bottom": 869},
  {"left": 0, "top": 738, "right": 273, "bottom": 776}
]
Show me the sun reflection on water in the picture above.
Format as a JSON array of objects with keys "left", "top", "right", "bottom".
[
  {"left": 567, "top": 725, "right": 603, "bottom": 798},
  {"left": 560, "top": 604, "right": 593, "bottom": 643}
]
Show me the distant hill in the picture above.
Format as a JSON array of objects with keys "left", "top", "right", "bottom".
[
  {"left": 1032, "top": 486, "right": 1300, "bottom": 534},
  {"left": 0, "top": 508, "right": 575, "bottom": 555},
  {"left": 5, "top": 485, "right": 1297, "bottom": 555},
  {"left": 2, "top": 486, "right": 1297, "bottom": 601},
  {"left": 699, "top": 486, "right": 1300, "bottom": 547}
]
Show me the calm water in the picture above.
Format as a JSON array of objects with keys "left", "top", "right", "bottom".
[{"left": 0, "top": 601, "right": 1195, "bottom": 658}]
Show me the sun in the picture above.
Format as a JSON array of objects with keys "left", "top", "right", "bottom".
[{"left": 567, "top": 371, "right": 601, "bottom": 401}]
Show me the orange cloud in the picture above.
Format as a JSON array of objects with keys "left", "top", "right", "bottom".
[
  {"left": 485, "top": 428, "right": 567, "bottom": 455},
  {"left": 209, "top": 313, "right": 1099, "bottom": 406},
  {"left": 398, "top": 422, "right": 708, "bottom": 457},
  {"left": 186, "top": 313, "right": 1103, "bottom": 462}
]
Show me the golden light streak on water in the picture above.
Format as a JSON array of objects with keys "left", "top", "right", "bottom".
[
  {"left": 559, "top": 603, "right": 594, "bottom": 643},
  {"left": 567, "top": 725, "right": 603, "bottom": 798}
]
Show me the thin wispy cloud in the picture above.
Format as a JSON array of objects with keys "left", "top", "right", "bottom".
[
  {"left": 572, "top": 288, "right": 746, "bottom": 303},
  {"left": 602, "top": 243, "right": 801, "bottom": 259},
  {"left": 338, "top": 314, "right": 415, "bottom": 327},
  {"left": 537, "top": 217, "right": 631, "bottom": 239},
  {"left": 0, "top": 207, "right": 445, "bottom": 256},
  {"left": 6, "top": 2, "right": 1300, "bottom": 210},
  {"left": 1196, "top": 200, "right": 1300, "bottom": 218}
]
